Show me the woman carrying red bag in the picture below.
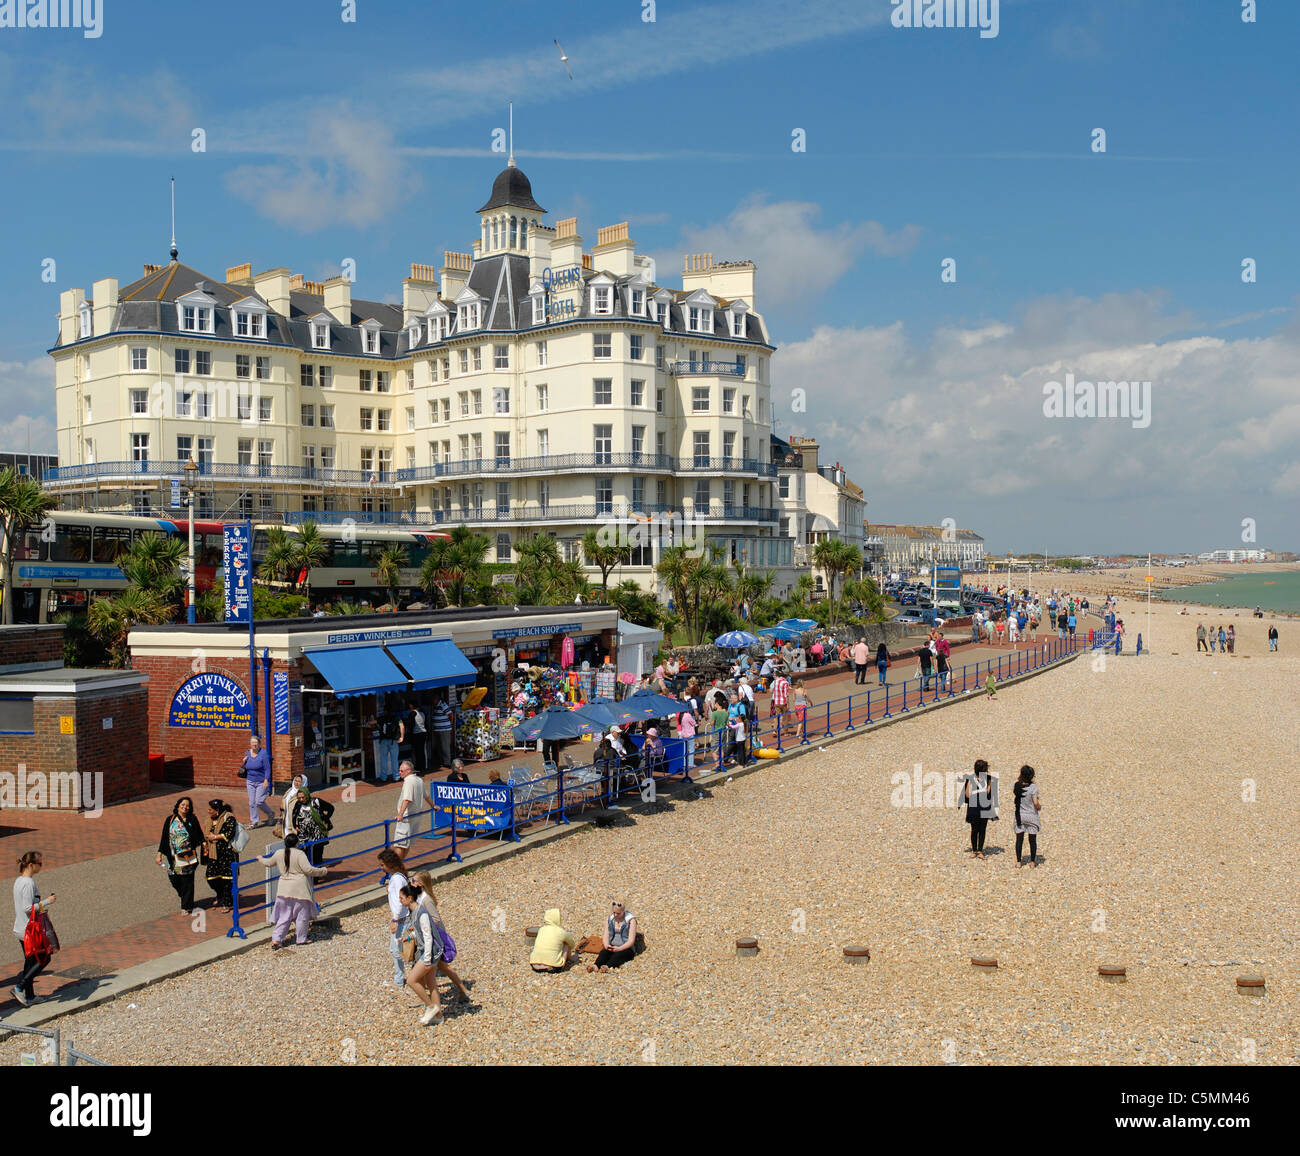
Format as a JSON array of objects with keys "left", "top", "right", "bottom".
[{"left": 11, "top": 850, "right": 58, "bottom": 1008}]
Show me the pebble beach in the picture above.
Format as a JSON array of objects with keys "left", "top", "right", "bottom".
[{"left": 2, "top": 595, "right": 1295, "bottom": 1066}]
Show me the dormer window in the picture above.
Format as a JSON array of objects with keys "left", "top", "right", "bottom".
[
  {"left": 311, "top": 320, "right": 331, "bottom": 349},
  {"left": 425, "top": 304, "right": 450, "bottom": 344},
  {"left": 181, "top": 304, "right": 213, "bottom": 333},
  {"left": 688, "top": 305, "right": 713, "bottom": 334},
  {"left": 592, "top": 286, "right": 612, "bottom": 315},
  {"left": 630, "top": 288, "right": 645, "bottom": 316},
  {"left": 407, "top": 322, "right": 421, "bottom": 347},
  {"left": 732, "top": 312, "right": 745, "bottom": 337},
  {"left": 653, "top": 291, "right": 673, "bottom": 329},
  {"left": 532, "top": 294, "right": 545, "bottom": 326},
  {"left": 78, "top": 303, "right": 91, "bottom": 339},
  {"left": 234, "top": 310, "right": 266, "bottom": 339},
  {"left": 458, "top": 302, "right": 480, "bottom": 331},
  {"left": 359, "top": 320, "right": 382, "bottom": 355}
]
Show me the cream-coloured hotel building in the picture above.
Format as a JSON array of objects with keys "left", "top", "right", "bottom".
[{"left": 47, "top": 163, "right": 791, "bottom": 584}]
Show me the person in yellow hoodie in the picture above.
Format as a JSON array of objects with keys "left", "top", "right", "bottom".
[{"left": 530, "top": 908, "right": 576, "bottom": 973}]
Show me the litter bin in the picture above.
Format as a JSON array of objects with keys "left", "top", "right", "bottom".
[{"left": 148, "top": 752, "right": 166, "bottom": 782}]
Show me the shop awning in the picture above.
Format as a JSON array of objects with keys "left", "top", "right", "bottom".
[
  {"left": 386, "top": 639, "right": 478, "bottom": 691},
  {"left": 304, "top": 646, "right": 410, "bottom": 698}
]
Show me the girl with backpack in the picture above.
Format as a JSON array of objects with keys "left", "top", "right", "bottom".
[
  {"left": 1013, "top": 766, "right": 1042, "bottom": 867},
  {"left": 11, "top": 851, "right": 57, "bottom": 1007},
  {"left": 412, "top": 870, "right": 471, "bottom": 1005},
  {"left": 203, "top": 799, "right": 239, "bottom": 912}
]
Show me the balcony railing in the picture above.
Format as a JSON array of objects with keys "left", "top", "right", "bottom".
[
  {"left": 669, "top": 359, "right": 745, "bottom": 377},
  {"left": 283, "top": 503, "right": 780, "bottom": 527},
  {"left": 46, "top": 460, "right": 398, "bottom": 487}
]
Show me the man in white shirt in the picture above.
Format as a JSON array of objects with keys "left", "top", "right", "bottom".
[
  {"left": 737, "top": 676, "right": 755, "bottom": 711},
  {"left": 393, "top": 760, "right": 426, "bottom": 865}
]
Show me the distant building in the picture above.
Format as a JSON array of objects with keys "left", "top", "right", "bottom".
[
  {"left": 773, "top": 434, "right": 867, "bottom": 592},
  {"left": 0, "top": 451, "right": 57, "bottom": 482},
  {"left": 1196, "top": 549, "right": 1272, "bottom": 563},
  {"left": 869, "top": 523, "right": 985, "bottom": 573}
]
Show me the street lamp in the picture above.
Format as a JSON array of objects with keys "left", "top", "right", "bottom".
[{"left": 183, "top": 456, "right": 199, "bottom": 624}]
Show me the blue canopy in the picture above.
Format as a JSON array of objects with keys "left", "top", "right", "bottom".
[
  {"left": 778, "top": 618, "right": 819, "bottom": 631},
  {"left": 573, "top": 696, "right": 660, "bottom": 728},
  {"left": 715, "top": 630, "right": 760, "bottom": 648},
  {"left": 386, "top": 639, "right": 477, "bottom": 691},
  {"left": 511, "top": 705, "right": 602, "bottom": 743},
  {"left": 757, "top": 625, "right": 801, "bottom": 641},
  {"left": 304, "top": 646, "right": 409, "bottom": 698},
  {"left": 626, "top": 690, "right": 691, "bottom": 716}
]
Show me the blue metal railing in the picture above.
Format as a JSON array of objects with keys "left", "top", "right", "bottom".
[
  {"left": 48, "top": 460, "right": 397, "bottom": 486},
  {"left": 669, "top": 360, "right": 745, "bottom": 376},
  {"left": 283, "top": 502, "right": 781, "bottom": 527}
]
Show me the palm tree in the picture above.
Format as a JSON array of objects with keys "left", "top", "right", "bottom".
[
  {"left": 654, "top": 544, "right": 732, "bottom": 644},
  {"left": 375, "top": 544, "right": 410, "bottom": 608},
  {"left": 291, "top": 521, "right": 329, "bottom": 601},
  {"left": 419, "top": 524, "right": 491, "bottom": 607},
  {"left": 119, "top": 532, "right": 187, "bottom": 609},
  {"left": 258, "top": 527, "right": 296, "bottom": 588},
  {"left": 812, "top": 538, "right": 863, "bottom": 628},
  {"left": 88, "top": 587, "right": 174, "bottom": 668},
  {"left": 607, "top": 580, "right": 662, "bottom": 628},
  {"left": 843, "top": 575, "right": 887, "bottom": 623},
  {"left": 581, "top": 528, "right": 632, "bottom": 596},
  {"left": 0, "top": 467, "right": 57, "bottom": 625}
]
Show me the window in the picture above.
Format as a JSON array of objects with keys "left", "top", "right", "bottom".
[
  {"left": 536, "top": 340, "right": 548, "bottom": 367},
  {"left": 312, "top": 321, "right": 330, "bottom": 349},
  {"left": 778, "top": 475, "right": 790, "bottom": 498},
  {"left": 0, "top": 697, "right": 35, "bottom": 736},
  {"left": 537, "top": 429, "right": 549, "bottom": 456},
  {"left": 493, "top": 344, "right": 509, "bottom": 369},
  {"left": 632, "top": 477, "right": 645, "bottom": 510},
  {"left": 531, "top": 294, "right": 545, "bottom": 326},
  {"left": 723, "top": 387, "right": 736, "bottom": 414},
  {"left": 655, "top": 344, "right": 664, "bottom": 370},
  {"left": 430, "top": 360, "right": 440, "bottom": 384},
  {"left": 320, "top": 405, "right": 334, "bottom": 429},
  {"left": 238, "top": 439, "right": 253, "bottom": 466},
  {"left": 630, "top": 334, "right": 643, "bottom": 361},
  {"left": 458, "top": 391, "right": 469, "bottom": 418},
  {"left": 631, "top": 288, "right": 645, "bottom": 316},
  {"left": 496, "top": 532, "right": 512, "bottom": 562},
  {"left": 174, "top": 349, "right": 190, "bottom": 375},
  {"left": 536, "top": 383, "right": 548, "bottom": 412},
  {"left": 471, "top": 389, "right": 482, "bottom": 415},
  {"left": 471, "top": 433, "right": 482, "bottom": 460},
  {"left": 405, "top": 446, "right": 415, "bottom": 469},
  {"left": 258, "top": 440, "right": 273, "bottom": 469},
  {"left": 84, "top": 395, "right": 92, "bottom": 422},
  {"left": 593, "top": 425, "right": 613, "bottom": 464},
  {"left": 130, "top": 389, "right": 149, "bottom": 415},
  {"left": 258, "top": 397, "right": 272, "bottom": 423},
  {"left": 78, "top": 305, "right": 91, "bottom": 339},
  {"left": 724, "top": 479, "right": 735, "bottom": 508},
  {"left": 732, "top": 312, "right": 745, "bottom": 338},
  {"left": 692, "top": 387, "right": 710, "bottom": 413},
  {"left": 361, "top": 407, "right": 375, "bottom": 431},
  {"left": 656, "top": 431, "right": 667, "bottom": 459},
  {"left": 405, "top": 407, "right": 415, "bottom": 433},
  {"left": 593, "top": 379, "right": 612, "bottom": 406},
  {"left": 377, "top": 409, "right": 391, "bottom": 432},
  {"left": 458, "top": 435, "right": 470, "bottom": 461},
  {"left": 723, "top": 431, "right": 736, "bottom": 460},
  {"left": 180, "top": 304, "right": 213, "bottom": 333},
  {"left": 630, "top": 379, "right": 645, "bottom": 407},
  {"left": 593, "top": 333, "right": 612, "bottom": 360},
  {"left": 694, "top": 479, "right": 710, "bottom": 509},
  {"left": 596, "top": 477, "right": 613, "bottom": 514},
  {"left": 538, "top": 479, "right": 550, "bottom": 510},
  {"left": 472, "top": 347, "right": 482, "bottom": 372},
  {"left": 193, "top": 389, "right": 211, "bottom": 419},
  {"left": 131, "top": 433, "right": 149, "bottom": 461},
  {"left": 362, "top": 328, "right": 379, "bottom": 354},
  {"left": 689, "top": 305, "right": 713, "bottom": 333},
  {"left": 593, "top": 286, "right": 611, "bottom": 315},
  {"left": 495, "top": 432, "right": 510, "bottom": 462},
  {"left": 655, "top": 299, "right": 669, "bottom": 327},
  {"left": 656, "top": 387, "right": 665, "bottom": 414},
  {"left": 175, "top": 389, "right": 192, "bottom": 418},
  {"left": 361, "top": 448, "right": 374, "bottom": 473},
  {"left": 236, "top": 354, "right": 250, "bottom": 379},
  {"left": 458, "top": 301, "right": 480, "bottom": 331},
  {"left": 458, "top": 350, "right": 469, "bottom": 374},
  {"left": 743, "top": 395, "right": 751, "bottom": 418},
  {"left": 131, "top": 347, "right": 148, "bottom": 371},
  {"left": 738, "top": 355, "right": 748, "bottom": 378},
  {"left": 302, "top": 444, "right": 316, "bottom": 470},
  {"left": 238, "top": 394, "right": 252, "bottom": 421},
  {"left": 236, "top": 310, "right": 266, "bottom": 339},
  {"left": 319, "top": 445, "right": 335, "bottom": 471},
  {"left": 631, "top": 426, "right": 645, "bottom": 456},
  {"left": 493, "top": 387, "right": 510, "bottom": 414},
  {"left": 195, "top": 350, "right": 211, "bottom": 376},
  {"left": 442, "top": 358, "right": 450, "bottom": 381},
  {"left": 428, "top": 315, "right": 449, "bottom": 343},
  {"left": 656, "top": 478, "right": 666, "bottom": 506},
  {"left": 359, "top": 369, "right": 372, "bottom": 391},
  {"left": 256, "top": 356, "right": 270, "bottom": 380},
  {"left": 301, "top": 404, "right": 315, "bottom": 427},
  {"left": 496, "top": 483, "right": 510, "bottom": 515},
  {"left": 301, "top": 365, "right": 314, "bottom": 389},
  {"left": 693, "top": 431, "right": 710, "bottom": 466},
  {"left": 197, "top": 436, "right": 213, "bottom": 467},
  {"left": 377, "top": 371, "right": 390, "bottom": 393},
  {"left": 318, "top": 365, "right": 332, "bottom": 389},
  {"left": 441, "top": 398, "right": 451, "bottom": 423},
  {"left": 176, "top": 434, "right": 192, "bottom": 461}
]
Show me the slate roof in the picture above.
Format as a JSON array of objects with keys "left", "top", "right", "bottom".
[{"left": 476, "top": 165, "right": 546, "bottom": 214}]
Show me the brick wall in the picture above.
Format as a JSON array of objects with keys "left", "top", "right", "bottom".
[
  {"left": 0, "top": 685, "right": 148, "bottom": 810},
  {"left": 134, "top": 653, "right": 305, "bottom": 789},
  {"left": 0, "top": 625, "right": 65, "bottom": 671}
]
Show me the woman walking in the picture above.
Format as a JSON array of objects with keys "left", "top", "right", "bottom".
[
  {"left": 203, "top": 799, "right": 238, "bottom": 912},
  {"left": 875, "top": 642, "right": 890, "bottom": 686},
  {"left": 1226, "top": 625, "right": 1236, "bottom": 655},
  {"left": 1013, "top": 765, "right": 1042, "bottom": 867},
  {"left": 378, "top": 848, "right": 410, "bottom": 989},
  {"left": 11, "top": 851, "right": 57, "bottom": 1007},
  {"left": 155, "top": 796, "right": 204, "bottom": 914},
  {"left": 964, "top": 759, "right": 995, "bottom": 860},
  {"left": 398, "top": 885, "right": 444, "bottom": 1025},
  {"left": 411, "top": 870, "right": 471, "bottom": 1004},
  {"left": 288, "top": 785, "right": 333, "bottom": 867},
  {"left": 257, "top": 832, "right": 327, "bottom": 950}
]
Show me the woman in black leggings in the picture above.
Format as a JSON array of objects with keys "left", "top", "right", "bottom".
[
  {"left": 1013, "top": 765, "right": 1042, "bottom": 867},
  {"left": 964, "top": 759, "right": 994, "bottom": 859}
]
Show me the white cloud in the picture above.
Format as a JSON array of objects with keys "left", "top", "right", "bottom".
[
  {"left": 662, "top": 197, "right": 922, "bottom": 307},
  {"left": 0, "top": 356, "right": 57, "bottom": 454}
]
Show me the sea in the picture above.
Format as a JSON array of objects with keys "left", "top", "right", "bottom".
[{"left": 1154, "top": 571, "right": 1300, "bottom": 614}]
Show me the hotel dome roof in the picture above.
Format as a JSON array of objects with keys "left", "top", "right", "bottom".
[{"left": 477, "top": 164, "right": 546, "bottom": 214}]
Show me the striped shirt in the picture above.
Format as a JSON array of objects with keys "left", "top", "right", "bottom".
[
  {"left": 431, "top": 702, "right": 452, "bottom": 733},
  {"left": 771, "top": 676, "right": 790, "bottom": 707}
]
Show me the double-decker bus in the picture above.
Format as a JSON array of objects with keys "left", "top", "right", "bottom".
[{"left": 4, "top": 511, "right": 450, "bottom": 624}]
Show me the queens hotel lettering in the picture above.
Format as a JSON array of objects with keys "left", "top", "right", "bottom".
[{"left": 168, "top": 672, "right": 254, "bottom": 729}]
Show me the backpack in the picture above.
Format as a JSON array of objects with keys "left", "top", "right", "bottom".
[
  {"left": 379, "top": 716, "right": 399, "bottom": 742},
  {"left": 22, "top": 906, "right": 51, "bottom": 963},
  {"left": 230, "top": 821, "right": 250, "bottom": 854}
]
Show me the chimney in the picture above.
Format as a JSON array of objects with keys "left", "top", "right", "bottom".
[
  {"left": 403, "top": 264, "right": 440, "bottom": 323},
  {"left": 225, "top": 262, "right": 253, "bottom": 285},
  {"left": 252, "top": 267, "right": 292, "bottom": 316},
  {"left": 322, "top": 275, "right": 352, "bottom": 324},
  {"left": 440, "top": 250, "right": 473, "bottom": 301},
  {"left": 142, "top": 263, "right": 161, "bottom": 277},
  {"left": 551, "top": 217, "right": 583, "bottom": 272},
  {"left": 528, "top": 222, "right": 555, "bottom": 284},
  {"left": 59, "top": 287, "right": 86, "bottom": 346},
  {"left": 593, "top": 221, "right": 635, "bottom": 277},
  {"left": 91, "top": 277, "right": 118, "bottom": 339}
]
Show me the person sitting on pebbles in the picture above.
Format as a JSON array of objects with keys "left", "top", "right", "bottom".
[
  {"left": 588, "top": 901, "right": 638, "bottom": 973},
  {"left": 529, "top": 908, "right": 577, "bottom": 973}
]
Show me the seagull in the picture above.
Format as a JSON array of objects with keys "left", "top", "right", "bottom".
[{"left": 554, "top": 39, "right": 573, "bottom": 80}]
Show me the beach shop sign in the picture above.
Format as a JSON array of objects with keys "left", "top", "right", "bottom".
[{"left": 431, "top": 781, "right": 512, "bottom": 834}]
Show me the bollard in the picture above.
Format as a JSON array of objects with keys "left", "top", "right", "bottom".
[
  {"left": 1236, "top": 975, "right": 1266, "bottom": 997},
  {"left": 843, "top": 945, "right": 870, "bottom": 965},
  {"left": 524, "top": 926, "right": 539, "bottom": 947},
  {"left": 970, "top": 956, "right": 998, "bottom": 971},
  {"left": 1098, "top": 964, "right": 1127, "bottom": 984},
  {"left": 735, "top": 936, "right": 759, "bottom": 958}
]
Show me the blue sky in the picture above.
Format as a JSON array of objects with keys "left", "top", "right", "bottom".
[{"left": 1, "top": 0, "right": 1296, "bottom": 553}]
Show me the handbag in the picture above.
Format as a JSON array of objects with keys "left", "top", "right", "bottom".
[
  {"left": 230, "top": 821, "right": 250, "bottom": 854},
  {"left": 237, "top": 766, "right": 249, "bottom": 779},
  {"left": 172, "top": 851, "right": 200, "bottom": 872},
  {"left": 22, "top": 906, "right": 51, "bottom": 962},
  {"left": 400, "top": 933, "right": 418, "bottom": 963},
  {"left": 436, "top": 922, "right": 457, "bottom": 963}
]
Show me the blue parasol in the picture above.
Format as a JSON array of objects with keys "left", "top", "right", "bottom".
[
  {"left": 511, "top": 705, "right": 603, "bottom": 744},
  {"left": 714, "top": 630, "right": 760, "bottom": 648}
]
